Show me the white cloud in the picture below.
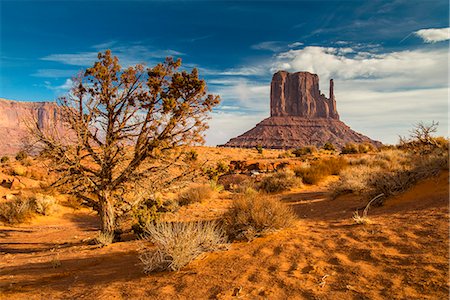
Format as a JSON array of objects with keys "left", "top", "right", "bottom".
[
  {"left": 41, "top": 44, "right": 184, "bottom": 67},
  {"left": 269, "top": 45, "right": 449, "bottom": 143},
  {"left": 251, "top": 41, "right": 284, "bottom": 52},
  {"left": 205, "top": 43, "right": 448, "bottom": 146},
  {"left": 272, "top": 46, "right": 448, "bottom": 88},
  {"left": 288, "top": 42, "right": 303, "bottom": 48},
  {"left": 44, "top": 78, "right": 74, "bottom": 91},
  {"left": 32, "top": 69, "right": 80, "bottom": 78},
  {"left": 209, "top": 79, "right": 270, "bottom": 112},
  {"left": 42, "top": 52, "right": 99, "bottom": 66},
  {"left": 205, "top": 111, "right": 266, "bottom": 146},
  {"left": 414, "top": 27, "right": 450, "bottom": 43}
]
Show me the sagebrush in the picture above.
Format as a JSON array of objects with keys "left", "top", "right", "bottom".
[
  {"left": 223, "top": 191, "right": 296, "bottom": 241},
  {"left": 140, "top": 221, "right": 227, "bottom": 272}
]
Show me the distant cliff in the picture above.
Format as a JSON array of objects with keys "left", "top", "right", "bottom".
[{"left": 0, "top": 98, "right": 62, "bottom": 155}]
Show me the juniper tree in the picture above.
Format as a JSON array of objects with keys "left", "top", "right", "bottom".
[{"left": 30, "top": 50, "right": 220, "bottom": 236}]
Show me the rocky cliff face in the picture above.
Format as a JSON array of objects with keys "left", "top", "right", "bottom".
[
  {"left": 270, "top": 71, "right": 339, "bottom": 119},
  {"left": 223, "top": 71, "right": 380, "bottom": 149},
  {"left": 0, "top": 98, "right": 63, "bottom": 155}
]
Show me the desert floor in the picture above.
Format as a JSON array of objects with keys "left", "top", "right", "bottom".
[{"left": 0, "top": 148, "right": 448, "bottom": 300}]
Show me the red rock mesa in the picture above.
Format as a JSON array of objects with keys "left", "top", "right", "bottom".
[{"left": 223, "top": 71, "right": 381, "bottom": 149}]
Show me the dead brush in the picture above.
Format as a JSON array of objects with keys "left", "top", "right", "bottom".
[
  {"left": 33, "top": 194, "right": 57, "bottom": 215},
  {"left": 294, "top": 157, "right": 347, "bottom": 185},
  {"left": 139, "top": 221, "right": 228, "bottom": 272},
  {"left": 0, "top": 197, "right": 35, "bottom": 224},
  {"left": 258, "top": 169, "right": 301, "bottom": 193},
  {"left": 95, "top": 231, "right": 114, "bottom": 246},
  {"left": 223, "top": 191, "right": 296, "bottom": 241},
  {"left": 178, "top": 184, "right": 214, "bottom": 206},
  {"left": 353, "top": 193, "right": 385, "bottom": 225}
]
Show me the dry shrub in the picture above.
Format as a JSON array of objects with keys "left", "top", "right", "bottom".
[
  {"left": 95, "top": 231, "right": 114, "bottom": 246},
  {"left": 278, "top": 150, "right": 294, "bottom": 158},
  {"left": 0, "top": 197, "right": 35, "bottom": 224},
  {"left": 223, "top": 191, "right": 296, "bottom": 241},
  {"left": 341, "top": 143, "right": 359, "bottom": 154},
  {"left": 218, "top": 174, "right": 255, "bottom": 193},
  {"left": 333, "top": 149, "right": 448, "bottom": 200},
  {"left": 140, "top": 221, "right": 227, "bottom": 272},
  {"left": 258, "top": 170, "right": 300, "bottom": 193},
  {"left": 178, "top": 185, "right": 214, "bottom": 206},
  {"left": 294, "top": 157, "right": 347, "bottom": 185},
  {"left": 292, "top": 146, "right": 317, "bottom": 157},
  {"left": 332, "top": 165, "right": 379, "bottom": 197},
  {"left": 33, "top": 194, "right": 57, "bottom": 215}
]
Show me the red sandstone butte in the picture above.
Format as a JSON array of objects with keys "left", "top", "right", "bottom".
[{"left": 223, "top": 71, "right": 381, "bottom": 149}]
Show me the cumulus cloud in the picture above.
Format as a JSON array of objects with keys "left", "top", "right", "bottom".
[
  {"left": 271, "top": 45, "right": 448, "bottom": 143},
  {"left": 209, "top": 78, "right": 270, "bottom": 112},
  {"left": 207, "top": 43, "right": 448, "bottom": 145},
  {"left": 272, "top": 46, "right": 448, "bottom": 88},
  {"left": 414, "top": 27, "right": 450, "bottom": 43}
]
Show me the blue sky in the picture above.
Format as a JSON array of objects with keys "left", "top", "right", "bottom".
[{"left": 1, "top": 0, "right": 449, "bottom": 145}]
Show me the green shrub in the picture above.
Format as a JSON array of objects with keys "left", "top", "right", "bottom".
[
  {"left": 223, "top": 192, "right": 296, "bottom": 241},
  {"left": 292, "top": 146, "right": 317, "bottom": 157},
  {"left": 131, "top": 198, "right": 177, "bottom": 235},
  {"left": 140, "top": 221, "right": 227, "bottom": 272},
  {"left": 255, "top": 145, "right": 263, "bottom": 154},
  {"left": 204, "top": 161, "right": 230, "bottom": 181},
  {"left": 15, "top": 151, "right": 28, "bottom": 161},
  {"left": 258, "top": 170, "right": 301, "bottom": 193},
  {"left": 341, "top": 143, "right": 359, "bottom": 154},
  {"left": 323, "top": 142, "right": 336, "bottom": 151},
  {"left": 184, "top": 150, "right": 198, "bottom": 161}
]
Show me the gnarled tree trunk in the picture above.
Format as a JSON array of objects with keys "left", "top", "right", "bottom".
[{"left": 99, "top": 190, "right": 115, "bottom": 235}]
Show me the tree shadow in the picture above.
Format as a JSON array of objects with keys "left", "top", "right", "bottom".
[
  {"left": 0, "top": 248, "right": 143, "bottom": 294},
  {"left": 62, "top": 212, "right": 100, "bottom": 232},
  {"left": 280, "top": 190, "right": 364, "bottom": 222},
  {"left": 0, "top": 240, "right": 88, "bottom": 254}
]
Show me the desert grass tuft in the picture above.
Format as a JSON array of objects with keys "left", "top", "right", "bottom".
[
  {"left": 223, "top": 191, "right": 296, "bottom": 241},
  {"left": 95, "top": 231, "right": 114, "bottom": 246},
  {"left": 33, "top": 194, "right": 57, "bottom": 215},
  {"left": 258, "top": 170, "right": 301, "bottom": 193},
  {"left": 140, "top": 221, "right": 227, "bottom": 272},
  {"left": 352, "top": 193, "right": 384, "bottom": 225},
  {"left": 178, "top": 184, "right": 214, "bottom": 206},
  {"left": 0, "top": 197, "right": 35, "bottom": 224},
  {"left": 294, "top": 156, "right": 347, "bottom": 185}
]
